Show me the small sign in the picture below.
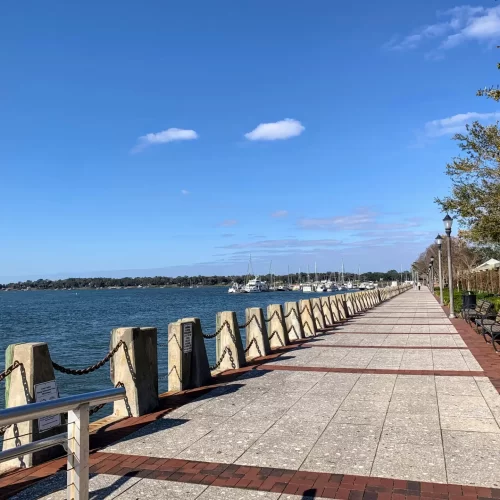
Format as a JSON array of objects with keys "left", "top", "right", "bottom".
[
  {"left": 34, "top": 380, "right": 61, "bottom": 432},
  {"left": 183, "top": 323, "right": 193, "bottom": 353}
]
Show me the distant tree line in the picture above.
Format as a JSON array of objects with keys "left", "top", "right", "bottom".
[{"left": 0, "top": 269, "right": 410, "bottom": 290}]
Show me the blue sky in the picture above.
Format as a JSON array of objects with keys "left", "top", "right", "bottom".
[{"left": 1, "top": 1, "right": 499, "bottom": 281}]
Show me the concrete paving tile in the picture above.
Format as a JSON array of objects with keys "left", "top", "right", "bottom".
[
  {"left": 308, "top": 372, "right": 360, "bottom": 396},
  {"left": 435, "top": 376, "right": 482, "bottom": 396},
  {"left": 11, "top": 472, "right": 142, "bottom": 500},
  {"left": 443, "top": 430, "right": 500, "bottom": 487},
  {"left": 384, "top": 411, "right": 440, "bottom": 428},
  {"left": 301, "top": 423, "right": 381, "bottom": 475},
  {"left": 270, "top": 413, "right": 331, "bottom": 436},
  {"left": 332, "top": 410, "right": 387, "bottom": 426},
  {"left": 453, "top": 335, "right": 467, "bottom": 347},
  {"left": 371, "top": 441, "right": 447, "bottom": 483},
  {"left": 430, "top": 334, "right": 457, "bottom": 346},
  {"left": 236, "top": 433, "right": 318, "bottom": 469},
  {"left": 440, "top": 415, "right": 500, "bottom": 433},
  {"left": 288, "top": 395, "right": 345, "bottom": 420},
  {"left": 176, "top": 429, "right": 260, "bottom": 463},
  {"left": 382, "top": 334, "right": 409, "bottom": 346},
  {"left": 339, "top": 398, "right": 390, "bottom": 413},
  {"left": 388, "top": 396, "right": 438, "bottom": 414},
  {"left": 438, "top": 395, "right": 494, "bottom": 419},
  {"left": 119, "top": 479, "right": 208, "bottom": 499},
  {"left": 380, "top": 425, "right": 443, "bottom": 445},
  {"left": 198, "top": 486, "right": 281, "bottom": 500},
  {"left": 460, "top": 350, "right": 484, "bottom": 371}
]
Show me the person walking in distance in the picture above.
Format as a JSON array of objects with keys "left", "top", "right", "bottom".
[{"left": 417, "top": 281, "right": 421, "bottom": 291}]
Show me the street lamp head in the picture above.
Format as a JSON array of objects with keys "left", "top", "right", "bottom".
[
  {"left": 443, "top": 214, "right": 453, "bottom": 235},
  {"left": 435, "top": 234, "right": 443, "bottom": 246},
  {"left": 430, "top": 256, "right": 434, "bottom": 264}
]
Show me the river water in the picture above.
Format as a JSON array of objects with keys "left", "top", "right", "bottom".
[{"left": 0, "top": 286, "right": 349, "bottom": 418}]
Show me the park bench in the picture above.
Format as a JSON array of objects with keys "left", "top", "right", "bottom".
[
  {"left": 464, "top": 299, "right": 494, "bottom": 329},
  {"left": 481, "top": 312, "right": 500, "bottom": 352}
]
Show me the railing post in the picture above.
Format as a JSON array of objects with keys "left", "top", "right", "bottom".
[
  {"left": 337, "top": 294, "right": 348, "bottom": 320},
  {"left": 284, "top": 302, "right": 304, "bottom": 340},
  {"left": 299, "top": 299, "right": 316, "bottom": 337},
  {"left": 168, "top": 318, "right": 211, "bottom": 392},
  {"left": 321, "top": 297, "right": 334, "bottom": 328},
  {"left": 311, "top": 298, "right": 325, "bottom": 330},
  {"left": 345, "top": 294, "right": 355, "bottom": 316},
  {"left": 215, "top": 312, "right": 245, "bottom": 371},
  {"left": 110, "top": 327, "right": 158, "bottom": 417},
  {"left": 0, "top": 342, "right": 62, "bottom": 474},
  {"left": 244, "top": 307, "right": 270, "bottom": 360},
  {"left": 328, "top": 295, "right": 341, "bottom": 322},
  {"left": 266, "top": 305, "right": 289, "bottom": 349},
  {"left": 67, "top": 402, "right": 90, "bottom": 500}
]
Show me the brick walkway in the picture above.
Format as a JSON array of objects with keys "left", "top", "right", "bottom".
[{"left": 5, "top": 288, "right": 500, "bottom": 499}]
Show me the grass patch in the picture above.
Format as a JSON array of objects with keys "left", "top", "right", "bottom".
[{"left": 437, "top": 288, "right": 500, "bottom": 313}]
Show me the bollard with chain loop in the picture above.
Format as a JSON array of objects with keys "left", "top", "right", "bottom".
[
  {"left": 52, "top": 341, "right": 124, "bottom": 375},
  {"left": 210, "top": 346, "right": 236, "bottom": 371},
  {"left": 0, "top": 360, "right": 21, "bottom": 383}
]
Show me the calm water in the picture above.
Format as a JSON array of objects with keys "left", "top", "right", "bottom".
[{"left": 0, "top": 287, "right": 348, "bottom": 418}]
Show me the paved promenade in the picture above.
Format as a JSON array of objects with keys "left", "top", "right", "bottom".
[{"left": 5, "top": 288, "right": 500, "bottom": 499}]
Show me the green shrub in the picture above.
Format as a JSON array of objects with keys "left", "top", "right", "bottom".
[{"left": 436, "top": 288, "right": 500, "bottom": 313}]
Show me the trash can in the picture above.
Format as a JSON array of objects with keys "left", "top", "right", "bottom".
[{"left": 462, "top": 292, "right": 476, "bottom": 310}]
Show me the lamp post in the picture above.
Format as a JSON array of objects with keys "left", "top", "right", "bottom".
[
  {"left": 435, "top": 234, "right": 444, "bottom": 305},
  {"left": 443, "top": 214, "right": 455, "bottom": 318},
  {"left": 430, "top": 256, "right": 435, "bottom": 292}
]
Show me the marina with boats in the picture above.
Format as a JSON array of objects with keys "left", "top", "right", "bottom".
[{"left": 228, "top": 259, "right": 379, "bottom": 294}]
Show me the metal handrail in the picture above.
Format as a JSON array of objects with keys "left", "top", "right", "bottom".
[
  {"left": 0, "top": 387, "right": 125, "bottom": 427},
  {"left": 0, "top": 386, "right": 126, "bottom": 500}
]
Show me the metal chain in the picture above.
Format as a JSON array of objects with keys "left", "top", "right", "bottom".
[
  {"left": 203, "top": 320, "right": 231, "bottom": 339},
  {"left": 264, "top": 310, "right": 282, "bottom": 323},
  {"left": 244, "top": 338, "right": 263, "bottom": 357},
  {"left": 238, "top": 315, "right": 259, "bottom": 329},
  {"left": 52, "top": 340, "right": 124, "bottom": 376},
  {"left": 268, "top": 330, "right": 285, "bottom": 346},
  {"left": 0, "top": 425, "right": 10, "bottom": 435},
  {"left": 210, "top": 347, "right": 236, "bottom": 371},
  {"left": 283, "top": 308, "right": 298, "bottom": 319},
  {"left": 287, "top": 325, "right": 300, "bottom": 340},
  {"left": 89, "top": 381, "right": 125, "bottom": 415},
  {"left": 0, "top": 361, "right": 21, "bottom": 383}
]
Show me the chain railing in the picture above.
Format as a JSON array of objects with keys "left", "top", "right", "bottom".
[
  {"left": 52, "top": 341, "right": 124, "bottom": 376},
  {"left": 264, "top": 310, "right": 282, "bottom": 323},
  {"left": 268, "top": 330, "right": 285, "bottom": 346},
  {"left": 287, "top": 325, "right": 300, "bottom": 340},
  {"left": 238, "top": 315, "right": 262, "bottom": 330},
  {"left": 88, "top": 381, "right": 125, "bottom": 416},
  {"left": 283, "top": 307, "right": 299, "bottom": 319},
  {"left": 210, "top": 346, "right": 236, "bottom": 371},
  {"left": 0, "top": 361, "right": 23, "bottom": 435},
  {"left": 244, "top": 338, "right": 263, "bottom": 357}
]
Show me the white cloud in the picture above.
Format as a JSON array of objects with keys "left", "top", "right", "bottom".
[
  {"left": 386, "top": 5, "right": 500, "bottom": 54},
  {"left": 424, "top": 112, "right": 500, "bottom": 137},
  {"left": 218, "top": 219, "right": 238, "bottom": 227},
  {"left": 271, "top": 210, "right": 288, "bottom": 218},
  {"left": 244, "top": 119, "right": 305, "bottom": 141},
  {"left": 132, "top": 128, "right": 198, "bottom": 153},
  {"left": 181, "top": 189, "right": 190, "bottom": 195},
  {"left": 219, "top": 239, "right": 343, "bottom": 249},
  {"left": 298, "top": 209, "right": 377, "bottom": 231}
]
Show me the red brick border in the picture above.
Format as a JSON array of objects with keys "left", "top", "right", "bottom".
[
  {"left": 5, "top": 452, "right": 497, "bottom": 500},
  {"left": 256, "top": 365, "right": 485, "bottom": 377},
  {"left": 301, "top": 345, "right": 466, "bottom": 350}
]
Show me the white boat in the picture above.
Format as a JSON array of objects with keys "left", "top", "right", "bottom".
[
  {"left": 315, "top": 283, "right": 327, "bottom": 292},
  {"left": 302, "top": 283, "right": 314, "bottom": 293},
  {"left": 228, "top": 282, "right": 244, "bottom": 294},
  {"left": 244, "top": 277, "right": 265, "bottom": 293}
]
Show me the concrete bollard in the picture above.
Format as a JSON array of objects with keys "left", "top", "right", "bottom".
[
  {"left": 321, "top": 296, "right": 334, "bottom": 328},
  {"left": 215, "top": 311, "right": 246, "bottom": 371},
  {"left": 328, "top": 295, "right": 341, "bottom": 323},
  {"left": 167, "top": 318, "right": 211, "bottom": 393},
  {"left": 311, "top": 298, "right": 326, "bottom": 330},
  {"left": 351, "top": 293, "right": 360, "bottom": 314},
  {"left": 299, "top": 299, "right": 316, "bottom": 337},
  {"left": 284, "top": 302, "right": 304, "bottom": 341},
  {"left": 345, "top": 294, "right": 355, "bottom": 316},
  {"left": 1, "top": 343, "right": 63, "bottom": 473},
  {"left": 360, "top": 292, "right": 368, "bottom": 310},
  {"left": 110, "top": 327, "right": 158, "bottom": 417},
  {"left": 244, "top": 307, "right": 270, "bottom": 360},
  {"left": 337, "top": 294, "right": 349, "bottom": 319},
  {"left": 266, "top": 304, "right": 289, "bottom": 349}
]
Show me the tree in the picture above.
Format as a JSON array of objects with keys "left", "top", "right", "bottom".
[{"left": 435, "top": 121, "right": 500, "bottom": 244}]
